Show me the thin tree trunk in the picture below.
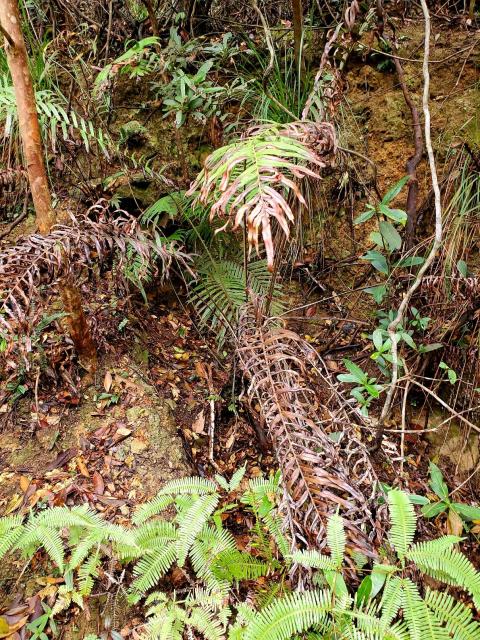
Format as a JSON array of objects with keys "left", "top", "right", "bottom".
[
  {"left": 292, "top": 0, "right": 304, "bottom": 73},
  {"left": 0, "top": 0, "right": 54, "bottom": 233},
  {"left": 0, "top": 0, "right": 97, "bottom": 372},
  {"left": 141, "top": 0, "right": 160, "bottom": 38}
]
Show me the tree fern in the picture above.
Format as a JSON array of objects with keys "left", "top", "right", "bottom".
[
  {"left": 189, "top": 257, "right": 284, "bottom": 345},
  {"left": 387, "top": 489, "right": 417, "bottom": 561}
]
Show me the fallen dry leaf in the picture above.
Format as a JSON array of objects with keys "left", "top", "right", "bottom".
[
  {"left": 76, "top": 457, "right": 90, "bottom": 478},
  {"left": 192, "top": 410, "right": 205, "bottom": 434},
  {"left": 19, "top": 476, "right": 30, "bottom": 493},
  {"left": 92, "top": 471, "right": 105, "bottom": 495},
  {"left": 104, "top": 371, "right": 113, "bottom": 392}
]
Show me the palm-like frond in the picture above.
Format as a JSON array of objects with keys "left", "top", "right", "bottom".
[
  {"left": 290, "top": 550, "right": 337, "bottom": 571},
  {"left": 188, "top": 122, "right": 336, "bottom": 269},
  {"left": 387, "top": 490, "right": 416, "bottom": 560}
]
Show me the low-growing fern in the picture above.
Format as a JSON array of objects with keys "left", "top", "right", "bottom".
[{"left": 1, "top": 479, "right": 480, "bottom": 640}]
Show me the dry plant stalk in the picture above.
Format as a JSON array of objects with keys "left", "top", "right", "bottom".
[{"left": 237, "top": 305, "right": 383, "bottom": 560}]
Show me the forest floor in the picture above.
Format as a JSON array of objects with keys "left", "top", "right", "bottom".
[{"left": 0, "top": 14, "right": 479, "bottom": 638}]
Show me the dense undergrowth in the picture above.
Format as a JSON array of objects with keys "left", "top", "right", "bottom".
[{"left": 0, "top": 0, "right": 479, "bottom": 638}]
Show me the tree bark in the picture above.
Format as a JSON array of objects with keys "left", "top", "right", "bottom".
[
  {"left": 0, "top": 0, "right": 97, "bottom": 372},
  {"left": 0, "top": 0, "right": 54, "bottom": 233}
]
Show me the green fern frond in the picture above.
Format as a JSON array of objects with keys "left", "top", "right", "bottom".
[
  {"left": 327, "top": 513, "right": 346, "bottom": 569},
  {"left": 131, "top": 543, "right": 178, "bottom": 594},
  {"left": 34, "top": 505, "right": 104, "bottom": 529},
  {"left": 78, "top": 552, "right": 100, "bottom": 596},
  {"left": 176, "top": 494, "right": 219, "bottom": 566},
  {"left": 0, "top": 515, "right": 24, "bottom": 560},
  {"left": 244, "top": 590, "right": 333, "bottom": 640},
  {"left": 401, "top": 578, "right": 448, "bottom": 640},
  {"left": 134, "top": 521, "right": 178, "bottom": 548},
  {"left": 409, "top": 546, "right": 480, "bottom": 608},
  {"left": 407, "top": 535, "right": 462, "bottom": 560},
  {"left": 133, "top": 496, "right": 175, "bottom": 525},
  {"left": 290, "top": 549, "right": 337, "bottom": 571},
  {"left": 387, "top": 490, "right": 417, "bottom": 560},
  {"left": 187, "top": 608, "right": 226, "bottom": 640},
  {"left": 379, "top": 576, "right": 403, "bottom": 626},
  {"left": 189, "top": 257, "right": 284, "bottom": 345},
  {"left": 262, "top": 512, "right": 290, "bottom": 558},
  {"left": 68, "top": 529, "right": 104, "bottom": 569},
  {"left": 424, "top": 587, "right": 480, "bottom": 640},
  {"left": 157, "top": 477, "right": 218, "bottom": 497},
  {"left": 211, "top": 549, "right": 270, "bottom": 581}
]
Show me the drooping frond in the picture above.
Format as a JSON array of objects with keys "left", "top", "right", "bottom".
[
  {"left": 188, "top": 122, "right": 336, "bottom": 269},
  {"left": 0, "top": 206, "right": 183, "bottom": 342},
  {"left": 424, "top": 587, "right": 480, "bottom": 640},
  {"left": 243, "top": 590, "right": 333, "bottom": 640},
  {"left": 176, "top": 494, "right": 219, "bottom": 567},
  {"left": 387, "top": 490, "right": 417, "bottom": 560},
  {"left": 237, "top": 308, "right": 380, "bottom": 558}
]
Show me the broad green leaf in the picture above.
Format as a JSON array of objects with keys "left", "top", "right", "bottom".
[
  {"left": 418, "top": 342, "right": 443, "bottom": 353},
  {"left": 356, "top": 576, "right": 372, "bottom": 605},
  {"left": 451, "top": 503, "right": 480, "bottom": 521},
  {"left": 342, "top": 359, "right": 367, "bottom": 382},
  {"left": 457, "top": 259, "right": 468, "bottom": 277},
  {"left": 362, "top": 251, "right": 389, "bottom": 275},
  {"left": 429, "top": 461, "right": 449, "bottom": 501},
  {"left": 365, "top": 284, "right": 387, "bottom": 304},
  {"left": 396, "top": 256, "right": 425, "bottom": 268},
  {"left": 354, "top": 208, "right": 375, "bottom": 225},
  {"left": 379, "top": 220, "right": 402, "bottom": 252},
  {"left": 383, "top": 207, "right": 408, "bottom": 224},
  {"left": 381, "top": 175, "right": 410, "bottom": 205},
  {"left": 421, "top": 501, "right": 447, "bottom": 518},
  {"left": 372, "top": 328, "right": 384, "bottom": 352}
]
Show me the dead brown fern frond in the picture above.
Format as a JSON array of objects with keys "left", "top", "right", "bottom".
[
  {"left": 237, "top": 302, "right": 383, "bottom": 561},
  {"left": 0, "top": 202, "right": 186, "bottom": 338}
]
